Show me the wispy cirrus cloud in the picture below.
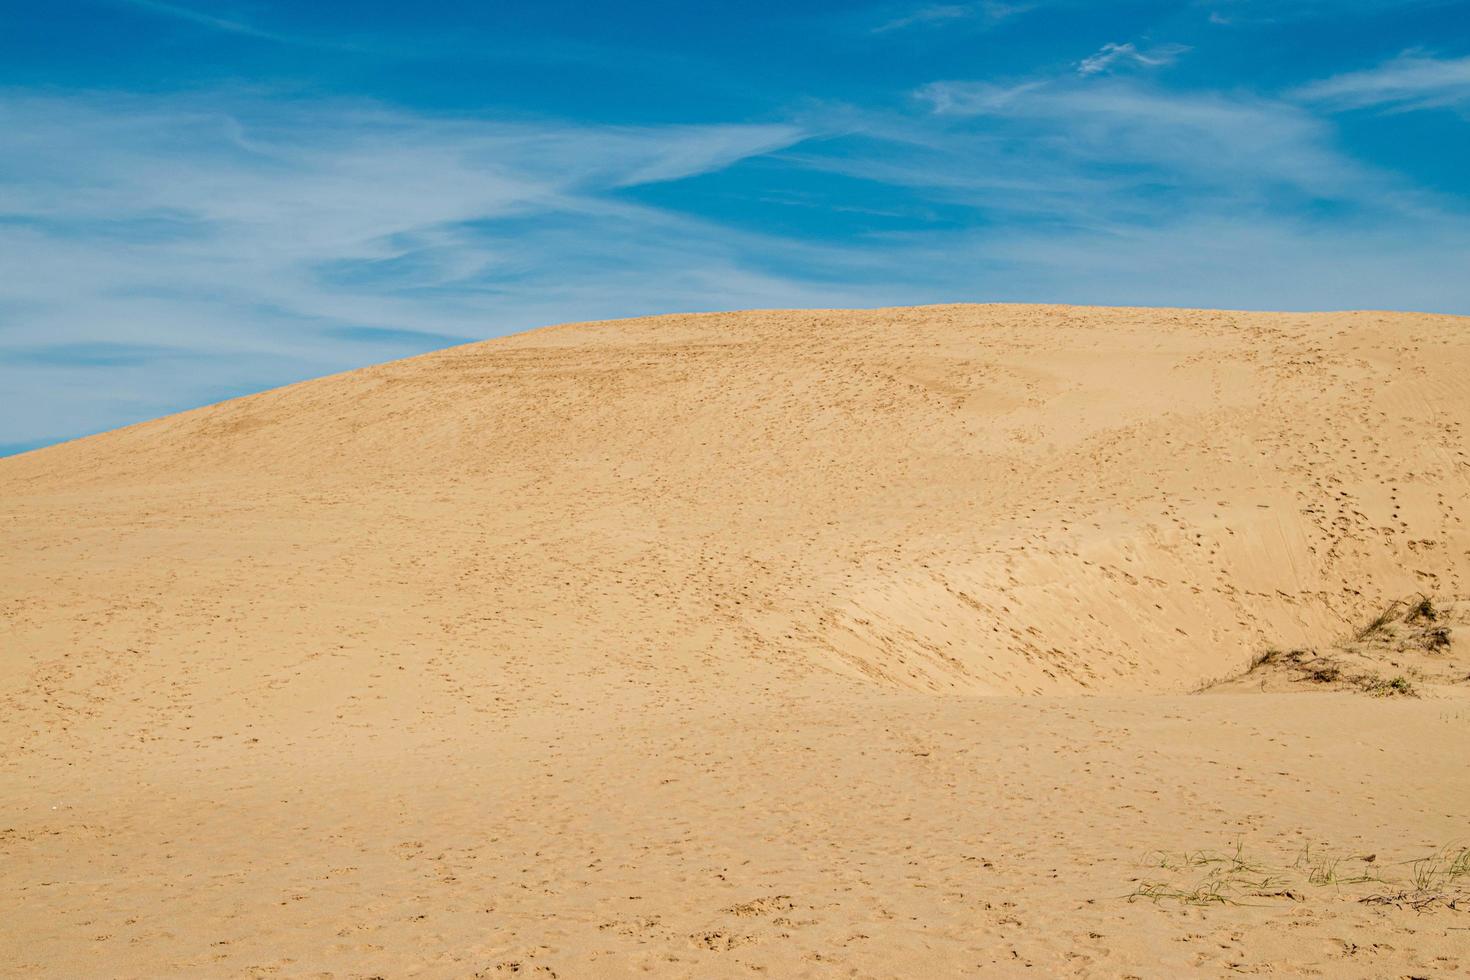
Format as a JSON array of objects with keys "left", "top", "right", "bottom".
[
  {"left": 1201, "top": 0, "right": 1459, "bottom": 25},
  {"left": 0, "top": 92, "right": 828, "bottom": 447},
  {"left": 1076, "top": 41, "right": 1191, "bottom": 76},
  {"left": 871, "top": 1, "right": 1032, "bottom": 34},
  {"left": 105, "top": 0, "right": 397, "bottom": 52},
  {"left": 910, "top": 78, "right": 1374, "bottom": 202},
  {"left": 108, "top": 0, "right": 295, "bottom": 42},
  {"left": 780, "top": 73, "right": 1470, "bottom": 318},
  {"left": 1294, "top": 52, "right": 1470, "bottom": 114}
]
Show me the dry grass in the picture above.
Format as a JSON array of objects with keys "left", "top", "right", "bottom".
[
  {"left": 1359, "top": 674, "right": 1417, "bottom": 697},
  {"left": 1210, "top": 594, "right": 1466, "bottom": 696},
  {"left": 1129, "top": 840, "right": 1469, "bottom": 910}
]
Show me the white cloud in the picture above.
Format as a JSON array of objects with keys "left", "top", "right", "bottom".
[
  {"left": 1200, "top": 0, "right": 1457, "bottom": 23},
  {"left": 872, "top": 1, "right": 1031, "bottom": 33},
  {"left": 1294, "top": 53, "right": 1470, "bottom": 113},
  {"left": 0, "top": 93, "right": 825, "bottom": 447},
  {"left": 787, "top": 78, "right": 1470, "bottom": 316},
  {"left": 910, "top": 78, "right": 1384, "bottom": 203},
  {"left": 1077, "top": 41, "right": 1191, "bottom": 76},
  {"left": 110, "top": 0, "right": 298, "bottom": 43},
  {"left": 964, "top": 216, "right": 1470, "bottom": 313},
  {"left": 915, "top": 79, "right": 1046, "bottom": 114}
]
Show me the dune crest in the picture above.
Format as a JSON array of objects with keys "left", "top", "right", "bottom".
[{"left": 7, "top": 305, "right": 1467, "bottom": 696}]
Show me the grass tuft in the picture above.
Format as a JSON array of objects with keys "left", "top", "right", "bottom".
[
  {"left": 1359, "top": 674, "right": 1416, "bottom": 697},
  {"left": 1361, "top": 845, "right": 1470, "bottom": 910},
  {"left": 1405, "top": 595, "right": 1438, "bottom": 624},
  {"left": 1130, "top": 840, "right": 1468, "bottom": 910},
  {"left": 1358, "top": 601, "right": 1403, "bottom": 639}
]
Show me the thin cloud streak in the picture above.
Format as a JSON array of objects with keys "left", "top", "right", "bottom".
[
  {"left": 0, "top": 93, "right": 826, "bottom": 446},
  {"left": 909, "top": 78, "right": 1387, "bottom": 204},
  {"left": 1294, "top": 52, "right": 1470, "bottom": 113},
  {"left": 871, "top": 1, "right": 1033, "bottom": 34},
  {"left": 111, "top": 0, "right": 296, "bottom": 42},
  {"left": 1077, "top": 42, "right": 1192, "bottom": 76},
  {"left": 1199, "top": 0, "right": 1459, "bottom": 24},
  {"left": 107, "top": 0, "right": 395, "bottom": 52}
]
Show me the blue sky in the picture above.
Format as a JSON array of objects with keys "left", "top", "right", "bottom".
[{"left": 3, "top": 0, "right": 1469, "bottom": 454}]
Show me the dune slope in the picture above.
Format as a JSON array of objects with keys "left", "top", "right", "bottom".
[{"left": 3, "top": 304, "right": 1469, "bottom": 976}]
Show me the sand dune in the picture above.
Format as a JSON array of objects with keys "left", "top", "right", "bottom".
[{"left": 3, "top": 304, "right": 1469, "bottom": 976}]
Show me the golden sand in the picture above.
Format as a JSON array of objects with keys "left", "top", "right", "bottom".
[{"left": 4, "top": 304, "right": 1468, "bottom": 976}]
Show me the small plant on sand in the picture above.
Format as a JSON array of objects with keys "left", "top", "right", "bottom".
[
  {"left": 1295, "top": 844, "right": 1339, "bottom": 886},
  {"left": 1129, "top": 879, "right": 1234, "bottom": 906},
  {"left": 1361, "top": 844, "right": 1470, "bottom": 910},
  {"left": 1292, "top": 843, "right": 1379, "bottom": 888},
  {"left": 1215, "top": 593, "right": 1455, "bottom": 695},
  {"left": 1359, "top": 674, "right": 1417, "bottom": 697},
  {"left": 1405, "top": 595, "right": 1439, "bottom": 624},
  {"left": 1246, "top": 648, "right": 1320, "bottom": 675},
  {"left": 1130, "top": 842, "right": 1288, "bottom": 907},
  {"left": 1358, "top": 601, "right": 1403, "bottom": 639},
  {"left": 1410, "top": 845, "right": 1470, "bottom": 892},
  {"left": 1129, "top": 840, "right": 1469, "bottom": 909}
]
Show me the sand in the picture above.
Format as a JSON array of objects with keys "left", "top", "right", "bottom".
[{"left": 2, "top": 303, "right": 1468, "bottom": 977}]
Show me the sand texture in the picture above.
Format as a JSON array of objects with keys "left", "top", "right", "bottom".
[{"left": 3, "top": 303, "right": 1469, "bottom": 976}]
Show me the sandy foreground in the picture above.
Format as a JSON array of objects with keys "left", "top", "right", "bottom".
[{"left": 3, "top": 303, "right": 1469, "bottom": 977}]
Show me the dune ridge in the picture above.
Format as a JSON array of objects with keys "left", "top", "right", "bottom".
[
  {"left": 4, "top": 304, "right": 1469, "bottom": 976},
  {"left": 8, "top": 304, "right": 1467, "bottom": 694}
]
